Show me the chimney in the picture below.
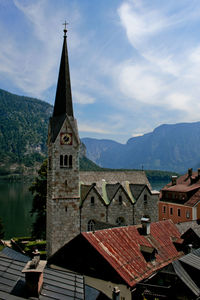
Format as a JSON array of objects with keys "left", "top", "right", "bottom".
[
  {"left": 112, "top": 287, "right": 120, "bottom": 300},
  {"left": 22, "top": 256, "right": 46, "bottom": 297},
  {"left": 188, "top": 168, "right": 193, "bottom": 177},
  {"left": 171, "top": 176, "right": 177, "bottom": 186},
  {"left": 141, "top": 217, "right": 151, "bottom": 235},
  {"left": 188, "top": 244, "right": 193, "bottom": 254},
  {"left": 198, "top": 169, "right": 200, "bottom": 178}
]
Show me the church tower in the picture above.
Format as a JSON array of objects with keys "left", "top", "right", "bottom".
[{"left": 47, "top": 26, "right": 80, "bottom": 257}]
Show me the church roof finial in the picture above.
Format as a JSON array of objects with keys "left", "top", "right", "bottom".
[
  {"left": 63, "top": 21, "right": 68, "bottom": 37},
  {"left": 52, "top": 23, "right": 74, "bottom": 118}
]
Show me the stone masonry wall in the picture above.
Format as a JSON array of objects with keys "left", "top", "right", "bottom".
[
  {"left": 81, "top": 189, "right": 107, "bottom": 232},
  {"left": 134, "top": 188, "right": 159, "bottom": 225},
  {"left": 47, "top": 118, "right": 80, "bottom": 257},
  {"left": 107, "top": 188, "right": 134, "bottom": 226}
]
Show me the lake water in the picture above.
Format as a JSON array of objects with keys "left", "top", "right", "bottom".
[
  {"left": 0, "top": 179, "right": 167, "bottom": 239},
  {"left": 0, "top": 180, "right": 34, "bottom": 239}
]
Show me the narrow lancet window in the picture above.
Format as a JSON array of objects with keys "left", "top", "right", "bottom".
[
  {"left": 69, "top": 155, "right": 72, "bottom": 168},
  {"left": 64, "top": 155, "right": 68, "bottom": 166},
  {"left": 60, "top": 155, "right": 63, "bottom": 167}
]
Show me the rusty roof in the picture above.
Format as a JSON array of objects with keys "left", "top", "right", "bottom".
[
  {"left": 185, "top": 189, "right": 200, "bottom": 207},
  {"left": 82, "top": 219, "right": 183, "bottom": 287},
  {"left": 162, "top": 171, "right": 200, "bottom": 192},
  {"left": 161, "top": 170, "right": 200, "bottom": 207}
]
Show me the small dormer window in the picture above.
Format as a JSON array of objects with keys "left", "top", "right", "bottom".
[
  {"left": 91, "top": 196, "right": 95, "bottom": 206},
  {"left": 140, "top": 245, "right": 157, "bottom": 262},
  {"left": 119, "top": 195, "right": 122, "bottom": 205},
  {"left": 144, "top": 194, "right": 147, "bottom": 205}
]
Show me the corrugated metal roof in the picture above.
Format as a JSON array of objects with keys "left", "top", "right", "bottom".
[
  {"left": 0, "top": 253, "right": 84, "bottom": 299},
  {"left": 82, "top": 219, "right": 182, "bottom": 287},
  {"left": 173, "top": 260, "right": 200, "bottom": 296},
  {"left": 192, "top": 247, "right": 200, "bottom": 257},
  {"left": 179, "top": 253, "right": 200, "bottom": 270}
]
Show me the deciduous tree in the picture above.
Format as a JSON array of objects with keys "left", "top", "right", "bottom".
[
  {"left": 29, "top": 159, "right": 47, "bottom": 239},
  {"left": 0, "top": 218, "right": 5, "bottom": 239}
]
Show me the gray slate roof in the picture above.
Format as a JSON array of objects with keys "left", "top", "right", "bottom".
[
  {"left": 0, "top": 247, "right": 29, "bottom": 263},
  {"left": 0, "top": 250, "right": 84, "bottom": 299},
  {"left": 176, "top": 220, "right": 200, "bottom": 236},
  {"left": 79, "top": 170, "right": 150, "bottom": 189},
  {"left": 179, "top": 253, "right": 200, "bottom": 270},
  {"left": 106, "top": 183, "right": 121, "bottom": 202},
  {"left": 79, "top": 171, "right": 153, "bottom": 205},
  {"left": 172, "top": 260, "right": 200, "bottom": 297},
  {"left": 129, "top": 184, "right": 146, "bottom": 200}
]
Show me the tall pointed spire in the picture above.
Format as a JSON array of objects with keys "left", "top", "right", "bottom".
[{"left": 53, "top": 24, "right": 74, "bottom": 117}]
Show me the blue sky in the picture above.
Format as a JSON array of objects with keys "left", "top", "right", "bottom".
[{"left": 1, "top": 0, "right": 200, "bottom": 143}]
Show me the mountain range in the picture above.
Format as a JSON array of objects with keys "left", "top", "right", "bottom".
[
  {"left": 83, "top": 122, "right": 200, "bottom": 173},
  {"left": 0, "top": 88, "right": 199, "bottom": 174}
]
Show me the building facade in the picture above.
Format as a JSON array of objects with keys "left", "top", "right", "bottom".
[{"left": 159, "top": 169, "right": 200, "bottom": 224}]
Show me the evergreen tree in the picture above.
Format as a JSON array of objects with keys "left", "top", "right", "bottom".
[
  {"left": 29, "top": 159, "right": 47, "bottom": 239},
  {"left": 0, "top": 218, "right": 5, "bottom": 239}
]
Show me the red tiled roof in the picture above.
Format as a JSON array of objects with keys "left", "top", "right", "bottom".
[
  {"left": 185, "top": 189, "right": 200, "bottom": 207},
  {"left": 162, "top": 172, "right": 200, "bottom": 192},
  {"left": 82, "top": 220, "right": 182, "bottom": 287},
  {"left": 161, "top": 171, "right": 200, "bottom": 206}
]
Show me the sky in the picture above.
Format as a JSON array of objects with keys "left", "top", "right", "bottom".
[{"left": 1, "top": 0, "right": 200, "bottom": 143}]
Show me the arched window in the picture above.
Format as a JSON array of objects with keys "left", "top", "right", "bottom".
[
  {"left": 116, "top": 217, "right": 125, "bottom": 226},
  {"left": 87, "top": 220, "right": 95, "bottom": 231},
  {"left": 60, "top": 155, "right": 63, "bottom": 167},
  {"left": 91, "top": 196, "right": 95, "bottom": 206},
  {"left": 64, "top": 155, "right": 68, "bottom": 166},
  {"left": 119, "top": 195, "right": 122, "bottom": 205},
  {"left": 69, "top": 155, "right": 72, "bottom": 168}
]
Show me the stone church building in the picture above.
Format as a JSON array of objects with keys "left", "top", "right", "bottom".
[{"left": 47, "top": 27, "right": 159, "bottom": 257}]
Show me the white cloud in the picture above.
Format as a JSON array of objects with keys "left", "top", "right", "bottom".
[
  {"left": 117, "top": 63, "right": 164, "bottom": 104},
  {"left": 118, "top": 1, "right": 168, "bottom": 48},
  {"left": 132, "top": 133, "right": 144, "bottom": 137},
  {"left": 0, "top": 0, "right": 81, "bottom": 99},
  {"left": 114, "top": 0, "right": 200, "bottom": 125},
  {"left": 73, "top": 91, "right": 95, "bottom": 104},
  {"left": 79, "top": 123, "right": 111, "bottom": 134}
]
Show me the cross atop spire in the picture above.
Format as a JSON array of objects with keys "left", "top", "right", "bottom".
[
  {"left": 63, "top": 21, "right": 68, "bottom": 37},
  {"left": 52, "top": 26, "right": 74, "bottom": 118}
]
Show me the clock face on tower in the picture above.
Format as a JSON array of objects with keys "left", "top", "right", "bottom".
[{"left": 60, "top": 132, "right": 72, "bottom": 145}]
